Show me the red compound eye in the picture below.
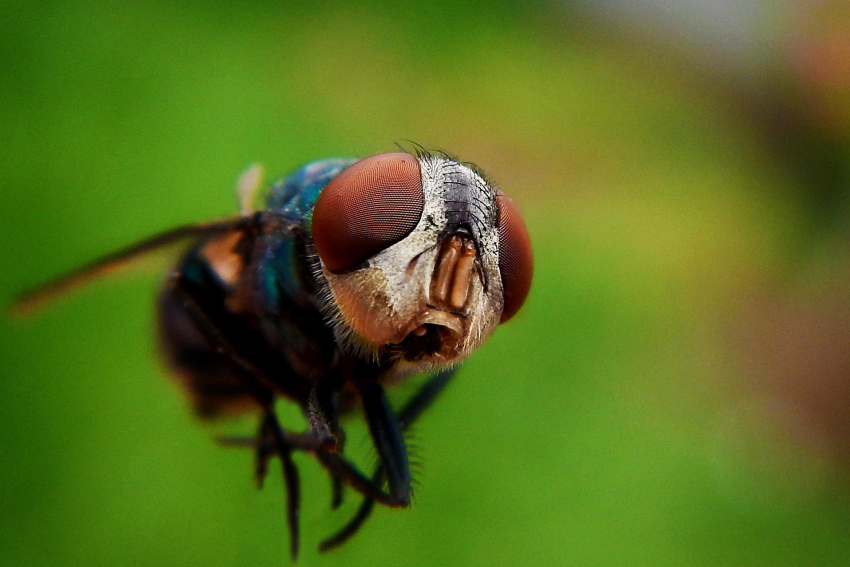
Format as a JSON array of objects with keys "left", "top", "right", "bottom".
[
  {"left": 496, "top": 193, "right": 533, "bottom": 322},
  {"left": 312, "top": 153, "right": 425, "bottom": 273}
]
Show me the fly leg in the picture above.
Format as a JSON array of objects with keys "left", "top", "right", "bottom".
[
  {"left": 261, "top": 408, "right": 302, "bottom": 560},
  {"left": 302, "top": 357, "right": 414, "bottom": 508},
  {"left": 304, "top": 383, "right": 412, "bottom": 509},
  {"left": 211, "top": 348, "right": 457, "bottom": 551},
  {"left": 319, "top": 368, "right": 456, "bottom": 551},
  {"left": 217, "top": 430, "right": 409, "bottom": 506},
  {"left": 305, "top": 371, "right": 347, "bottom": 511},
  {"left": 360, "top": 382, "right": 411, "bottom": 505},
  {"left": 230, "top": 375, "right": 451, "bottom": 510},
  {"left": 306, "top": 380, "right": 346, "bottom": 512},
  {"left": 330, "top": 476, "right": 344, "bottom": 510},
  {"left": 169, "top": 273, "right": 302, "bottom": 560},
  {"left": 306, "top": 371, "right": 345, "bottom": 453}
]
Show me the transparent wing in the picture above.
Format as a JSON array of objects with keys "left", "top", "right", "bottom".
[{"left": 10, "top": 216, "right": 252, "bottom": 315}]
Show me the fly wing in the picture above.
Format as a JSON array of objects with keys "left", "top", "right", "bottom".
[{"left": 10, "top": 217, "right": 253, "bottom": 315}]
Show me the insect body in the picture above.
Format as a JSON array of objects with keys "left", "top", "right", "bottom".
[{"left": 14, "top": 150, "right": 533, "bottom": 558}]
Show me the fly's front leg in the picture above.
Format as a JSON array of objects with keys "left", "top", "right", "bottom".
[
  {"left": 359, "top": 382, "right": 411, "bottom": 505},
  {"left": 306, "top": 372, "right": 345, "bottom": 511},
  {"left": 306, "top": 371, "right": 345, "bottom": 453}
]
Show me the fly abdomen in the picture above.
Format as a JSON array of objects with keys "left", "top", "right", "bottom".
[{"left": 157, "top": 238, "right": 258, "bottom": 418}]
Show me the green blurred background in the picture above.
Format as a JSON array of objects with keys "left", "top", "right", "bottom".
[{"left": 3, "top": 1, "right": 850, "bottom": 565}]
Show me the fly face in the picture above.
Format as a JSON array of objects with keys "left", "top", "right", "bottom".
[{"left": 312, "top": 152, "right": 532, "bottom": 370}]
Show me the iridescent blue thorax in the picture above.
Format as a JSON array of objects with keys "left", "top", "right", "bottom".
[
  {"left": 249, "top": 158, "right": 359, "bottom": 381},
  {"left": 255, "top": 158, "right": 356, "bottom": 307}
]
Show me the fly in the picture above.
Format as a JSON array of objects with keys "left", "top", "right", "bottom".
[{"left": 12, "top": 148, "right": 533, "bottom": 558}]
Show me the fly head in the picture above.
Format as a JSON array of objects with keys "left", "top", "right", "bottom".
[{"left": 311, "top": 152, "right": 532, "bottom": 372}]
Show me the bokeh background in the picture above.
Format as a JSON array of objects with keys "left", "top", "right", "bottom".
[{"left": 3, "top": 1, "right": 850, "bottom": 565}]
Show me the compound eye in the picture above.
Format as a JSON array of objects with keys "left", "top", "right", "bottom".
[
  {"left": 312, "top": 153, "right": 424, "bottom": 273},
  {"left": 496, "top": 193, "right": 533, "bottom": 322}
]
